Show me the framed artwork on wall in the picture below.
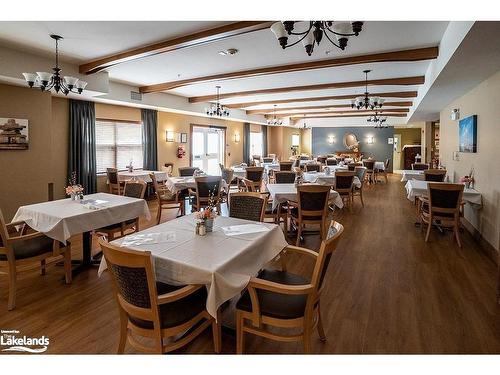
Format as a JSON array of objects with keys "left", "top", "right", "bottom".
[
  {"left": 458, "top": 115, "right": 477, "bottom": 153},
  {"left": 0, "top": 118, "right": 29, "bottom": 150},
  {"left": 180, "top": 133, "right": 188, "bottom": 143}
]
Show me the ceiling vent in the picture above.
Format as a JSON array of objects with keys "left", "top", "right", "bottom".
[{"left": 130, "top": 91, "right": 142, "bottom": 101}]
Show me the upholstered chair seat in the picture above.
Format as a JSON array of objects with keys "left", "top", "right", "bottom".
[{"left": 0, "top": 235, "right": 55, "bottom": 261}]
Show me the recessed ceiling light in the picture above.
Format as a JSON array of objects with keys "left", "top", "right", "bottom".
[{"left": 218, "top": 48, "right": 238, "bottom": 56}]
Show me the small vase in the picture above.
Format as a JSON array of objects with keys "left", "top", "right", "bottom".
[
  {"left": 70, "top": 193, "right": 76, "bottom": 201},
  {"left": 205, "top": 218, "right": 214, "bottom": 232}
]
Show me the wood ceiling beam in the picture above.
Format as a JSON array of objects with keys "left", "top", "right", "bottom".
[
  {"left": 291, "top": 113, "right": 408, "bottom": 119},
  {"left": 79, "top": 22, "right": 274, "bottom": 75},
  {"left": 226, "top": 91, "right": 418, "bottom": 108},
  {"left": 139, "top": 46, "right": 438, "bottom": 93},
  {"left": 187, "top": 76, "right": 424, "bottom": 103},
  {"left": 266, "top": 108, "right": 409, "bottom": 118},
  {"left": 247, "top": 101, "right": 413, "bottom": 114}
]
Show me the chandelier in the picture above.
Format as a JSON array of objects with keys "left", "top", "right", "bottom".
[
  {"left": 267, "top": 105, "right": 283, "bottom": 126},
  {"left": 22, "top": 35, "right": 87, "bottom": 95},
  {"left": 271, "top": 21, "right": 363, "bottom": 56},
  {"left": 351, "top": 70, "right": 384, "bottom": 110},
  {"left": 367, "top": 111, "right": 388, "bottom": 128},
  {"left": 205, "top": 86, "right": 230, "bottom": 117}
]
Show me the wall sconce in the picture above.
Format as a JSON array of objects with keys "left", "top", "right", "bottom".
[
  {"left": 327, "top": 135, "right": 335, "bottom": 144},
  {"left": 234, "top": 132, "right": 240, "bottom": 143},
  {"left": 366, "top": 136, "right": 374, "bottom": 144},
  {"left": 166, "top": 130, "right": 175, "bottom": 142}
]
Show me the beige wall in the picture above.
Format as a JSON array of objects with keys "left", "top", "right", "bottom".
[
  {"left": 0, "top": 84, "right": 68, "bottom": 220},
  {"left": 157, "top": 111, "right": 244, "bottom": 176},
  {"left": 268, "top": 126, "right": 302, "bottom": 160},
  {"left": 300, "top": 128, "right": 312, "bottom": 155},
  {"left": 95, "top": 103, "right": 141, "bottom": 123},
  {"left": 440, "top": 70, "right": 500, "bottom": 251}
]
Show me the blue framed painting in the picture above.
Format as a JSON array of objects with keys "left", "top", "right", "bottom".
[{"left": 459, "top": 115, "right": 477, "bottom": 153}]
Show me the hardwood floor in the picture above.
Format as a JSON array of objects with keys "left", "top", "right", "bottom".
[{"left": 1, "top": 174, "right": 499, "bottom": 354}]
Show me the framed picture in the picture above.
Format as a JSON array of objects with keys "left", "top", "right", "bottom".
[
  {"left": 0, "top": 118, "right": 29, "bottom": 150},
  {"left": 180, "top": 133, "right": 188, "bottom": 143},
  {"left": 388, "top": 137, "right": 394, "bottom": 144},
  {"left": 458, "top": 115, "right": 477, "bottom": 153}
]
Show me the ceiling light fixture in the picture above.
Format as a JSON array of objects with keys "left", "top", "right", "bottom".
[
  {"left": 271, "top": 21, "right": 363, "bottom": 56},
  {"left": 367, "top": 111, "right": 388, "bottom": 128},
  {"left": 351, "top": 70, "right": 384, "bottom": 110},
  {"left": 300, "top": 115, "right": 310, "bottom": 129},
  {"left": 205, "top": 86, "right": 230, "bottom": 117},
  {"left": 267, "top": 105, "right": 283, "bottom": 126},
  {"left": 22, "top": 35, "right": 87, "bottom": 95},
  {"left": 218, "top": 48, "right": 239, "bottom": 56}
]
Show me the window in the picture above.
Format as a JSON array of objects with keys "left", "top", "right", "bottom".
[
  {"left": 249, "top": 132, "right": 263, "bottom": 158},
  {"left": 292, "top": 134, "right": 300, "bottom": 146},
  {"left": 95, "top": 120, "right": 144, "bottom": 173}
]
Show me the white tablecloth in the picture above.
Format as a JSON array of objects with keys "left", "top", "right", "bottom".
[
  {"left": 302, "top": 172, "right": 361, "bottom": 188},
  {"left": 118, "top": 170, "right": 168, "bottom": 183},
  {"left": 324, "top": 165, "right": 348, "bottom": 172},
  {"left": 400, "top": 170, "right": 424, "bottom": 182},
  {"left": 12, "top": 193, "right": 151, "bottom": 243},
  {"left": 165, "top": 176, "right": 229, "bottom": 194},
  {"left": 231, "top": 167, "right": 269, "bottom": 183},
  {"left": 374, "top": 161, "right": 385, "bottom": 171},
  {"left": 266, "top": 183, "right": 343, "bottom": 210},
  {"left": 98, "top": 214, "right": 288, "bottom": 318},
  {"left": 404, "top": 180, "right": 482, "bottom": 208}
]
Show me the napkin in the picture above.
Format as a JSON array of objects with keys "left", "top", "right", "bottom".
[{"left": 221, "top": 224, "right": 270, "bottom": 236}]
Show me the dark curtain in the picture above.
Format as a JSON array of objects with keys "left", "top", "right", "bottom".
[
  {"left": 262, "top": 125, "right": 268, "bottom": 157},
  {"left": 141, "top": 108, "right": 158, "bottom": 170},
  {"left": 68, "top": 99, "right": 97, "bottom": 194},
  {"left": 243, "top": 122, "right": 250, "bottom": 165}
]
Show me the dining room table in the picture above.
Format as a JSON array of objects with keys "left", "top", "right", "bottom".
[
  {"left": 400, "top": 169, "right": 425, "bottom": 182},
  {"left": 266, "top": 183, "right": 344, "bottom": 211},
  {"left": 302, "top": 172, "right": 361, "bottom": 188},
  {"left": 12, "top": 192, "right": 151, "bottom": 276},
  {"left": 98, "top": 214, "right": 288, "bottom": 319},
  {"left": 117, "top": 169, "right": 168, "bottom": 183},
  {"left": 404, "top": 180, "right": 483, "bottom": 208}
]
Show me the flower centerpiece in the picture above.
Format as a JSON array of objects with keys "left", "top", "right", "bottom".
[
  {"left": 194, "top": 189, "right": 219, "bottom": 233},
  {"left": 460, "top": 167, "right": 475, "bottom": 189},
  {"left": 66, "top": 171, "right": 84, "bottom": 200}
]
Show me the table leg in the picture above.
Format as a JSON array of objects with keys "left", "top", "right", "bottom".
[{"left": 71, "top": 231, "right": 101, "bottom": 277}]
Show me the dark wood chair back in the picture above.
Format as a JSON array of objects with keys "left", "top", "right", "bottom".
[
  {"left": 297, "top": 185, "right": 330, "bottom": 222},
  {"left": 326, "top": 158, "right": 337, "bottom": 166},
  {"left": 279, "top": 161, "right": 293, "bottom": 171},
  {"left": 316, "top": 156, "right": 327, "bottom": 165},
  {"left": 245, "top": 167, "right": 264, "bottom": 182},
  {"left": 412, "top": 163, "right": 429, "bottom": 170},
  {"left": 274, "top": 171, "right": 297, "bottom": 184},
  {"left": 313, "top": 221, "right": 344, "bottom": 290},
  {"left": 424, "top": 169, "right": 446, "bottom": 182},
  {"left": 427, "top": 183, "right": 464, "bottom": 219},
  {"left": 334, "top": 171, "right": 355, "bottom": 192},
  {"left": 107, "top": 168, "right": 122, "bottom": 195},
  {"left": 262, "top": 157, "right": 274, "bottom": 163},
  {"left": 178, "top": 167, "right": 199, "bottom": 176},
  {"left": 362, "top": 160, "right": 375, "bottom": 171},
  {"left": 229, "top": 193, "right": 267, "bottom": 222},
  {"left": 123, "top": 180, "right": 147, "bottom": 199},
  {"left": 305, "top": 163, "right": 321, "bottom": 172}
]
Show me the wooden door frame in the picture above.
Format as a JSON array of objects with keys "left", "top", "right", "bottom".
[{"left": 189, "top": 124, "right": 227, "bottom": 168}]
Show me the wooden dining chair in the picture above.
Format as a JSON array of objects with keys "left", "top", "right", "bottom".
[
  {"left": 107, "top": 168, "right": 124, "bottom": 195},
  {"left": 178, "top": 166, "right": 199, "bottom": 177},
  {"left": 353, "top": 167, "right": 367, "bottom": 207},
  {"left": 326, "top": 158, "right": 337, "bottom": 166},
  {"left": 424, "top": 169, "right": 447, "bottom": 182},
  {"left": 279, "top": 161, "right": 293, "bottom": 171},
  {"left": 262, "top": 157, "right": 274, "bottom": 163},
  {"left": 334, "top": 171, "right": 355, "bottom": 211},
  {"left": 288, "top": 185, "right": 331, "bottom": 246},
  {"left": 99, "top": 238, "right": 220, "bottom": 354},
  {"left": 274, "top": 171, "right": 297, "bottom": 184},
  {"left": 150, "top": 173, "right": 183, "bottom": 225},
  {"left": 380, "top": 158, "right": 390, "bottom": 183},
  {"left": 412, "top": 163, "right": 430, "bottom": 171},
  {"left": 229, "top": 193, "right": 267, "bottom": 222},
  {"left": 362, "top": 160, "right": 376, "bottom": 184},
  {"left": 316, "top": 156, "right": 327, "bottom": 165},
  {"left": 240, "top": 167, "right": 264, "bottom": 192},
  {"left": 419, "top": 183, "right": 464, "bottom": 247},
  {"left": 0, "top": 209, "right": 72, "bottom": 310},
  {"left": 95, "top": 180, "right": 147, "bottom": 241},
  {"left": 305, "top": 163, "right": 321, "bottom": 172},
  {"left": 235, "top": 220, "right": 344, "bottom": 354},
  {"left": 192, "top": 176, "right": 222, "bottom": 212}
]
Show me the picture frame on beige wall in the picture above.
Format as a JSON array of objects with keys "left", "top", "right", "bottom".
[{"left": 0, "top": 118, "right": 29, "bottom": 150}]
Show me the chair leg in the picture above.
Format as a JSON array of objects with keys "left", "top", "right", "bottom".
[
  {"left": 317, "top": 305, "right": 326, "bottom": 342},
  {"left": 454, "top": 224, "right": 462, "bottom": 247},
  {"left": 212, "top": 318, "right": 222, "bottom": 354},
  {"left": 425, "top": 219, "right": 432, "bottom": 242},
  {"left": 360, "top": 190, "right": 365, "bottom": 207},
  {"left": 117, "top": 308, "right": 128, "bottom": 354},
  {"left": 7, "top": 261, "right": 17, "bottom": 311},
  {"left": 303, "top": 324, "right": 312, "bottom": 354},
  {"left": 236, "top": 311, "right": 245, "bottom": 354},
  {"left": 384, "top": 171, "right": 388, "bottom": 183},
  {"left": 40, "top": 259, "right": 46, "bottom": 275},
  {"left": 296, "top": 224, "right": 303, "bottom": 246},
  {"left": 64, "top": 248, "right": 72, "bottom": 284},
  {"left": 156, "top": 204, "right": 162, "bottom": 225}
]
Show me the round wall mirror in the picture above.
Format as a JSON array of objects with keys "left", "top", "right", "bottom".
[{"left": 343, "top": 133, "right": 359, "bottom": 150}]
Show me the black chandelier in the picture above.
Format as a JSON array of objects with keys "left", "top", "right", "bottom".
[
  {"left": 271, "top": 21, "right": 363, "bottom": 56},
  {"left": 267, "top": 105, "right": 283, "bottom": 126},
  {"left": 367, "top": 111, "right": 388, "bottom": 128},
  {"left": 205, "top": 86, "right": 230, "bottom": 117},
  {"left": 22, "top": 35, "right": 87, "bottom": 95},
  {"left": 351, "top": 70, "right": 384, "bottom": 110}
]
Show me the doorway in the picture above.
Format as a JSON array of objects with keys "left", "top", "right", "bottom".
[
  {"left": 190, "top": 125, "right": 225, "bottom": 175},
  {"left": 393, "top": 133, "right": 402, "bottom": 171}
]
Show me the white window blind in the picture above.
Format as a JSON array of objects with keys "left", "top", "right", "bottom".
[
  {"left": 95, "top": 120, "right": 144, "bottom": 173},
  {"left": 249, "top": 132, "right": 263, "bottom": 159}
]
